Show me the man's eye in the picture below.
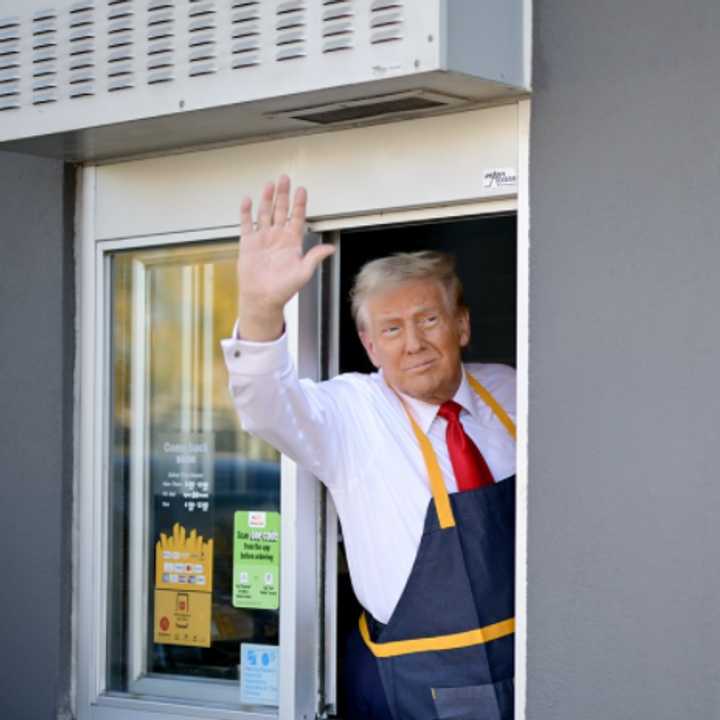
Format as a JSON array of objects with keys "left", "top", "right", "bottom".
[
  {"left": 423, "top": 315, "right": 439, "bottom": 326},
  {"left": 382, "top": 326, "right": 400, "bottom": 336}
]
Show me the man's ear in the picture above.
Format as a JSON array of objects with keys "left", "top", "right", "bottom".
[
  {"left": 458, "top": 307, "right": 471, "bottom": 348},
  {"left": 359, "top": 330, "right": 382, "bottom": 369}
]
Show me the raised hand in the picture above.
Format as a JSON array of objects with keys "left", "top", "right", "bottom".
[{"left": 236, "top": 175, "right": 335, "bottom": 341}]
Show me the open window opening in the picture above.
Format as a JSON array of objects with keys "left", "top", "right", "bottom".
[{"left": 326, "top": 212, "right": 517, "bottom": 718}]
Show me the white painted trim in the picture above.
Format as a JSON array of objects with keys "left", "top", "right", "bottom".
[
  {"left": 128, "top": 255, "right": 150, "bottom": 692},
  {"left": 515, "top": 97, "right": 531, "bottom": 720},
  {"left": 322, "top": 234, "right": 342, "bottom": 716},
  {"left": 77, "top": 164, "right": 97, "bottom": 720},
  {"left": 93, "top": 105, "right": 519, "bottom": 242},
  {"left": 279, "top": 295, "right": 301, "bottom": 720},
  {"left": 93, "top": 199, "right": 518, "bottom": 252},
  {"left": 84, "top": 695, "right": 273, "bottom": 720},
  {"left": 309, "top": 198, "right": 517, "bottom": 233},
  {"left": 278, "top": 285, "right": 323, "bottom": 720},
  {"left": 94, "top": 221, "right": 111, "bottom": 698},
  {"left": 77, "top": 168, "right": 101, "bottom": 720},
  {"left": 98, "top": 226, "right": 238, "bottom": 250}
]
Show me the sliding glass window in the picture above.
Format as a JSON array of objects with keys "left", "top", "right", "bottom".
[{"left": 106, "top": 241, "right": 282, "bottom": 711}]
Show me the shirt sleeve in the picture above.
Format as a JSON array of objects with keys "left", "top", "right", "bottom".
[{"left": 220, "top": 329, "right": 352, "bottom": 488}]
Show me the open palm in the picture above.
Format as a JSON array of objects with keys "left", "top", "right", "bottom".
[{"left": 237, "top": 175, "right": 334, "bottom": 340}]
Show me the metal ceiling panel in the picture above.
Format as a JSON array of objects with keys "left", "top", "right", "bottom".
[{"left": 0, "top": 0, "right": 528, "bottom": 161}]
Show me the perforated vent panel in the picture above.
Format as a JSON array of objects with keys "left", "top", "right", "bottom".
[
  {"left": 68, "top": 2, "right": 95, "bottom": 98},
  {"left": 231, "top": 0, "right": 260, "bottom": 69},
  {"left": 147, "top": 0, "right": 174, "bottom": 84},
  {"left": 275, "top": 0, "right": 305, "bottom": 62},
  {"left": 370, "top": 0, "right": 403, "bottom": 44},
  {"left": 0, "top": 0, "right": 526, "bottom": 160},
  {"left": 32, "top": 10, "right": 58, "bottom": 105},
  {"left": 188, "top": 0, "right": 216, "bottom": 76},
  {"left": 322, "top": 0, "right": 354, "bottom": 53},
  {"left": 107, "top": 0, "right": 134, "bottom": 91},
  {"left": 0, "top": 0, "right": 427, "bottom": 115},
  {"left": 0, "top": 16, "right": 20, "bottom": 110}
]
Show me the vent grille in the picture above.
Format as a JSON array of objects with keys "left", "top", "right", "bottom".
[
  {"left": 188, "top": 0, "right": 217, "bottom": 77},
  {"left": 147, "top": 0, "right": 174, "bottom": 84},
  {"left": 107, "top": 0, "right": 134, "bottom": 91},
  {"left": 31, "top": 10, "right": 58, "bottom": 105},
  {"left": 276, "top": 0, "right": 305, "bottom": 62},
  {"left": 322, "top": 0, "right": 353, "bottom": 54},
  {"left": 0, "top": 16, "right": 21, "bottom": 110},
  {"left": 369, "top": 0, "right": 403, "bottom": 44},
  {"left": 68, "top": 1, "right": 95, "bottom": 98},
  {"left": 231, "top": 0, "right": 260, "bottom": 69},
  {"left": 0, "top": 0, "right": 447, "bottom": 134},
  {"left": 288, "top": 94, "right": 450, "bottom": 125}
]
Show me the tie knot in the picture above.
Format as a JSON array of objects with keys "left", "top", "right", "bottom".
[{"left": 437, "top": 400, "right": 463, "bottom": 422}]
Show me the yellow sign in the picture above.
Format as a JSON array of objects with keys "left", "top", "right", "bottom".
[
  {"left": 153, "top": 522, "right": 214, "bottom": 648},
  {"left": 155, "top": 522, "right": 214, "bottom": 593},
  {"left": 154, "top": 589, "right": 212, "bottom": 648}
]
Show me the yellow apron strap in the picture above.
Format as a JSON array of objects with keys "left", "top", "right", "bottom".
[
  {"left": 359, "top": 611, "right": 515, "bottom": 659},
  {"left": 466, "top": 372, "right": 517, "bottom": 441},
  {"left": 398, "top": 371, "right": 516, "bottom": 531},
  {"left": 403, "top": 405, "right": 456, "bottom": 530}
]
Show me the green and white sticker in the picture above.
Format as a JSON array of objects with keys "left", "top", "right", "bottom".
[{"left": 233, "top": 511, "right": 280, "bottom": 610}]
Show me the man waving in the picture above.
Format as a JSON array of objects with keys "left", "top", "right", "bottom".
[{"left": 222, "top": 176, "right": 516, "bottom": 720}]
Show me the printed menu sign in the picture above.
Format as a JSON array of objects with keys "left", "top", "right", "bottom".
[
  {"left": 153, "top": 434, "right": 214, "bottom": 647},
  {"left": 233, "top": 511, "right": 280, "bottom": 610},
  {"left": 154, "top": 589, "right": 212, "bottom": 648}
]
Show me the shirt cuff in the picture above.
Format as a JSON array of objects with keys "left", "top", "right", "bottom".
[{"left": 220, "top": 324, "right": 290, "bottom": 376}]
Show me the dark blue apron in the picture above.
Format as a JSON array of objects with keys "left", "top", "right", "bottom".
[{"left": 360, "top": 373, "right": 516, "bottom": 720}]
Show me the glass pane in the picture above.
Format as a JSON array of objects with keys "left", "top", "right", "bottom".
[{"left": 107, "top": 241, "right": 280, "bottom": 710}]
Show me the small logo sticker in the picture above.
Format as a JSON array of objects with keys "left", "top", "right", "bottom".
[
  {"left": 249, "top": 511, "right": 267, "bottom": 528},
  {"left": 483, "top": 168, "right": 517, "bottom": 189}
]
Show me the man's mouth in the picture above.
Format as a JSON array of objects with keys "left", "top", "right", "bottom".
[{"left": 405, "top": 358, "right": 437, "bottom": 373}]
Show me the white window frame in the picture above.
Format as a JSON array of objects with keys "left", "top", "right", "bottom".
[
  {"left": 74, "top": 98, "right": 531, "bottom": 720},
  {"left": 76, "top": 211, "right": 323, "bottom": 720},
  {"left": 315, "top": 196, "right": 526, "bottom": 717}
]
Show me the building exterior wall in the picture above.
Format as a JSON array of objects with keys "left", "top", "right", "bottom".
[
  {"left": 0, "top": 152, "right": 75, "bottom": 720},
  {"left": 527, "top": 1, "right": 720, "bottom": 718},
  {"left": 2, "top": 0, "right": 720, "bottom": 718}
]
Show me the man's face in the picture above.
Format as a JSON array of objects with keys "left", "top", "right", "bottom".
[{"left": 358, "top": 279, "right": 470, "bottom": 405}]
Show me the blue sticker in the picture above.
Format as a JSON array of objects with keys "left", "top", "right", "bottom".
[{"left": 240, "top": 643, "right": 279, "bottom": 706}]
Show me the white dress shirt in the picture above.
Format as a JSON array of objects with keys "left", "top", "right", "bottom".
[{"left": 221, "top": 332, "right": 516, "bottom": 623}]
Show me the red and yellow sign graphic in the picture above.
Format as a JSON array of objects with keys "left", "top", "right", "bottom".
[
  {"left": 154, "top": 589, "right": 212, "bottom": 648},
  {"left": 153, "top": 522, "right": 214, "bottom": 648},
  {"left": 155, "top": 521, "right": 214, "bottom": 592}
]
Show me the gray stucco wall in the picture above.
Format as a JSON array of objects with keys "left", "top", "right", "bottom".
[
  {"left": 3, "top": 2, "right": 720, "bottom": 718},
  {"left": 528, "top": 2, "right": 720, "bottom": 719},
  {"left": 0, "top": 152, "right": 74, "bottom": 719}
]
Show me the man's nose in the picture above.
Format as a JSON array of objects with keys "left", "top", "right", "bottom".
[{"left": 404, "top": 324, "right": 424, "bottom": 353}]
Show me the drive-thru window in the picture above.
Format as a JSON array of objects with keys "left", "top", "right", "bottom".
[
  {"left": 0, "top": 2, "right": 530, "bottom": 717},
  {"left": 75, "top": 103, "right": 528, "bottom": 718}
]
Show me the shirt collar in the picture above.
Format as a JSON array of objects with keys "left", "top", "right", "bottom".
[{"left": 390, "top": 367, "right": 474, "bottom": 434}]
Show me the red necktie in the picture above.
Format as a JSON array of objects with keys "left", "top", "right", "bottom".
[{"left": 437, "top": 400, "right": 494, "bottom": 491}]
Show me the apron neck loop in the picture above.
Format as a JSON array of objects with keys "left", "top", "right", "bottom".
[
  {"left": 466, "top": 372, "right": 517, "bottom": 441},
  {"left": 396, "top": 371, "right": 517, "bottom": 531}
]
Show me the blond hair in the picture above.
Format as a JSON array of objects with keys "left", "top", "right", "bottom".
[{"left": 350, "top": 250, "right": 466, "bottom": 331}]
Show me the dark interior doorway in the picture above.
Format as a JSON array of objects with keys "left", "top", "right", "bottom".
[
  {"left": 339, "top": 213, "right": 517, "bottom": 373},
  {"left": 332, "top": 213, "right": 517, "bottom": 717}
]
